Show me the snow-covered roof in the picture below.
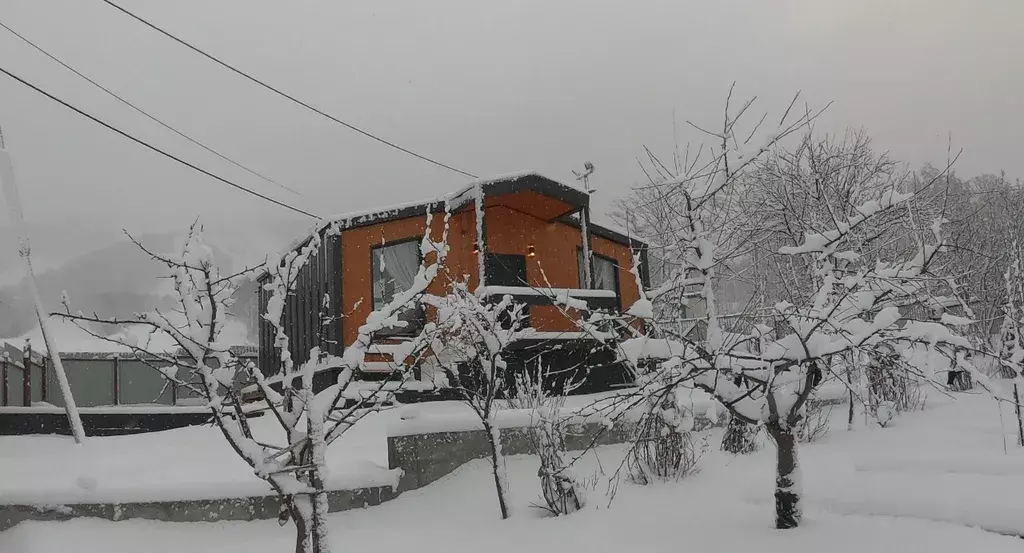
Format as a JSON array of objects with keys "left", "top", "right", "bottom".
[
  {"left": 262, "top": 172, "right": 645, "bottom": 281},
  {"left": 278, "top": 171, "right": 586, "bottom": 254}
]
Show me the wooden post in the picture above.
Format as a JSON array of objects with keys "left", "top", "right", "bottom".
[
  {"left": 581, "top": 205, "right": 594, "bottom": 288},
  {"left": 23, "top": 340, "right": 31, "bottom": 406},
  {"left": 41, "top": 356, "right": 48, "bottom": 403},
  {"left": 475, "top": 185, "right": 487, "bottom": 289},
  {"left": 1014, "top": 383, "right": 1023, "bottom": 448},
  {"left": 2, "top": 353, "right": 8, "bottom": 406},
  {"left": 113, "top": 356, "right": 121, "bottom": 406}
]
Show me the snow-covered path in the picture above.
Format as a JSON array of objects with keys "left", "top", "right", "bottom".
[{"left": 2, "top": 390, "right": 1023, "bottom": 552}]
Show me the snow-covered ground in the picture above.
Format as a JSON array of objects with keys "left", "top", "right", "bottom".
[
  {"left": 0, "top": 390, "right": 640, "bottom": 504},
  {"left": 0, "top": 409, "right": 396, "bottom": 504},
  {"left": 2, "top": 388, "right": 1023, "bottom": 552}
]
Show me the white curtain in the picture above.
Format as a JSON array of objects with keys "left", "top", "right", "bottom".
[
  {"left": 593, "top": 256, "right": 616, "bottom": 291},
  {"left": 578, "top": 250, "right": 617, "bottom": 291},
  {"left": 382, "top": 241, "right": 419, "bottom": 293},
  {"left": 375, "top": 240, "right": 420, "bottom": 311}
]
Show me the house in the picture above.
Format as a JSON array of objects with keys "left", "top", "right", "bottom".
[{"left": 257, "top": 172, "right": 649, "bottom": 397}]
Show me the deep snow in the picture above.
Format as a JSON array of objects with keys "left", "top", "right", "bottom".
[{"left": 2, "top": 389, "right": 1023, "bottom": 552}]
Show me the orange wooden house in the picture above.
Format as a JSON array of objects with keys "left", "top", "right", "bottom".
[{"left": 257, "top": 172, "right": 649, "bottom": 395}]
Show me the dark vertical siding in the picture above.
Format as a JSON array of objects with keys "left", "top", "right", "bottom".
[
  {"left": 327, "top": 233, "right": 342, "bottom": 357},
  {"left": 297, "top": 263, "right": 308, "bottom": 367},
  {"left": 256, "top": 230, "right": 345, "bottom": 379},
  {"left": 256, "top": 279, "right": 279, "bottom": 378}
]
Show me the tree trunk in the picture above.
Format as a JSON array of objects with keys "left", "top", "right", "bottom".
[
  {"left": 482, "top": 418, "right": 511, "bottom": 519},
  {"left": 847, "top": 389, "right": 855, "bottom": 431},
  {"left": 767, "top": 422, "right": 801, "bottom": 529},
  {"left": 291, "top": 497, "right": 312, "bottom": 553},
  {"left": 1014, "top": 383, "right": 1023, "bottom": 448},
  {"left": 310, "top": 474, "right": 331, "bottom": 553}
]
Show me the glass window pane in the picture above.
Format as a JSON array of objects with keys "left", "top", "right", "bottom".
[
  {"left": 372, "top": 240, "right": 424, "bottom": 336},
  {"left": 577, "top": 251, "right": 617, "bottom": 291},
  {"left": 485, "top": 254, "right": 527, "bottom": 287},
  {"left": 373, "top": 241, "right": 420, "bottom": 310},
  {"left": 594, "top": 256, "right": 617, "bottom": 291}
]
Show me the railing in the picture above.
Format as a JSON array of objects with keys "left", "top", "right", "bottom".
[{"left": 476, "top": 285, "right": 620, "bottom": 311}]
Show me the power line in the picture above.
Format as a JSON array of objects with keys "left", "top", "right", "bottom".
[
  {"left": 0, "top": 19, "right": 300, "bottom": 197},
  {"left": 102, "top": 0, "right": 479, "bottom": 179},
  {"left": 0, "top": 64, "right": 318, "bottom": 219}
]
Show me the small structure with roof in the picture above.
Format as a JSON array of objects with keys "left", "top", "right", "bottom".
[{"left": 257, "top": 172, "right": 649, "bottom": 396}]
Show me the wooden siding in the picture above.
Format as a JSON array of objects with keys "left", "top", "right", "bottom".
[
  {"left": 340, "top": 199, "right": 641, "bottom": 341},
  {"left": 260, "top": 190, "right": 643, "bottom": 377}
]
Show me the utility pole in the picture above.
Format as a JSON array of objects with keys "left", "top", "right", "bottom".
[
  {"left": 0, "top": 125, "right": 85, "bottom": 442},
  {"left": 573, "top": 162, "right": 595, "bottom": 289}
]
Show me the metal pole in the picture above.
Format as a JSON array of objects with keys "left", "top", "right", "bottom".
[
  {"left": 0, "top": 125, "right": 85, "bottom": 441},
  {"left": 574, "top": 163, "right": 595, "bottom": 289}
]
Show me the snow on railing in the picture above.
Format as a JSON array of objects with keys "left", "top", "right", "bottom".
[{"left": 476, "top": 285, "right": 617, "bottom": 299}]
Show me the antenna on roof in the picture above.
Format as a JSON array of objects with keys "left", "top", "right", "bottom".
[{"left": 572, "top": 161, "right": 595, "bottom": 193}]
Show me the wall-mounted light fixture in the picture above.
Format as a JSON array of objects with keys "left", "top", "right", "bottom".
[
  {"left": 472, "top": 243, "right": 480, "bottom": 254},
  {"left": 527, "top": 244, "right": 536, "bottom": 258}
]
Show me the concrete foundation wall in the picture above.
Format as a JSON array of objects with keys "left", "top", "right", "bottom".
[
  {"left": 389, "top": 420, "right": 638, "bottom": 492},
  {"left": 1, "top": 486, "right": 399, "bottom": 532},
  {"left": 1, "top": 397, "right": 845, "bottom": 531}
]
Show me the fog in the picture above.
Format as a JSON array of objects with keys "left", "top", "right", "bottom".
[{"left": 1, "top": 0, "right": 1021, "bottom": 265}]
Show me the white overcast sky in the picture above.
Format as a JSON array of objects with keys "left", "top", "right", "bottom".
[{"left": 0, "top": 0, "right": 1021, "bottom": 245}]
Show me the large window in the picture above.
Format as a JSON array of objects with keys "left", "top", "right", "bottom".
[
  {"left": 485, "top": 253, "right": 527, "bottom": 287},
  {"left": 484, "top": 253, "right": 529, "bottom": 329},
  {"left": 578, "top": 250, "right": 618, "bottom": 291},
  {"left": 372, "top": 239, "right": 423, "bottom": 335}
]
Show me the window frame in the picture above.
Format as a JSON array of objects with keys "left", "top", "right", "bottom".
[
  {"left": 370, "top": 236, "right": 425, "bottom": 337},
  {"left": 577, "top": 247, "right": 621, "bottom": 294}
]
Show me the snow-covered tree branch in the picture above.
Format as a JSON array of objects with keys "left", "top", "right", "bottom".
[
  {"left": 602, "top": 90, "right": 984, "bottom": 529},
  {"left": 54, "top": 208, "right": 451, "bottom": 553}
]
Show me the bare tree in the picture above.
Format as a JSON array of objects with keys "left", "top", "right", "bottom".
[
  {"left": 998, "top": 242, "right": 1024, "bottom": 445},
  {"left": 419, "top": 282, "right": 530, "bottom": 519},
  {"left": 606, "top": 88, "right": 988, "bottom": 530},
  {"left": 56, "top": 210, "right": 449, "bottom": 553}
]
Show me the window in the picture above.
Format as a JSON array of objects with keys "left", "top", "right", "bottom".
[
  {"left": 578, "top": 250, "right": 618, "bottom": 291},
  {"left": 485, "top": 253, "right": 527, "bottom": 287},
  {"left": 372, "top": 240, "right": 423, "bottom": 335},
  {"left": 484, "top": 253, "right": 530, "bottom": 328}
]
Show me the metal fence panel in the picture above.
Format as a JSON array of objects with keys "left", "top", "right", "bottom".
[
  {"left": 31, "top": 363, "right": 44, "bottom": 404},
  {"left": 48, "top": 359, "right": 114, "bottom": 407},
  {"left": 118, "top": 359, "right": 174, "bottom": 405},
  {"left": 5, "top": 365, "right": 25, "bottom": 406}
]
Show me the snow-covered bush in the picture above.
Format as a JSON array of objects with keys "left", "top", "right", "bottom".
[
  {"left": 865, "top": 348, "right": 924, "bottom": 427},
  {"left": 628, "top": 387, "right": 706, "bottom": 484},
  {"left": 796, "top": 399, "right": 831, "bottom": 442},
  {"left": 513, "top": 369, "right": 586, "bottom": 516},
  {"left": 721, "top": 414, "right": 760, "bottom": 454}
]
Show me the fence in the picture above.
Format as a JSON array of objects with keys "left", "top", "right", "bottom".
[{"left": 0, "top": 343, "right": 256, "bottom": 408}]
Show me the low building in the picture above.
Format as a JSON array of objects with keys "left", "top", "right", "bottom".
[{"left": 257, "top": 172, "right": 649, "bottom": 396}]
